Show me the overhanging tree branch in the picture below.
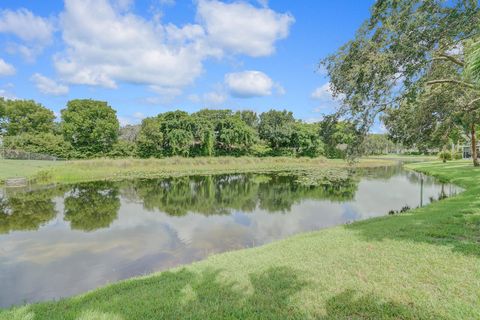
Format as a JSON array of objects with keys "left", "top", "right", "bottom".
[
  {"left": 434, "top": 53, "right": 465, "bottom": 67},
  {"left": 465, "top": 97, "right": 480, "bottom": 112},
  {"left": 426, "top": 79, "right": 476, "bottom": 89}
]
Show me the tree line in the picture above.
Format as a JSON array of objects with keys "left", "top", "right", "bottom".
[{"left": 0, "top": 98, "right": 395, "bottom": 159}]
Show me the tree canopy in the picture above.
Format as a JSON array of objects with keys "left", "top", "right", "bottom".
[
  {"left": 323, "top": 0, "right": 480, "bottom": 163},
  {"left": 0, "top": 99, "right": 55, "bottom": 136},
  {"left": 61, "top": 99, "right": 120, "bottom": 156}
]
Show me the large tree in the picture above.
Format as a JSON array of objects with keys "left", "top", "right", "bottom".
[
  {"left": 323, "top": 0, "right": 480, "bottom": 165},
  {"left": 61, "top": 99, "right": 120, "bottom": 156},
  {"left": 0, "top": 99, "right": 55, "bottom": 136},
  {"left": 194, "top": 109, "right": 257, "bottom": 155},
  {"left": 258, "top": 110, "right": 296, "bottom": 152}
]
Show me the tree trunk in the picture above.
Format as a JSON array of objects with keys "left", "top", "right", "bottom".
[{"left": 471, "top": 124, "right": 479, "bottom": 167}]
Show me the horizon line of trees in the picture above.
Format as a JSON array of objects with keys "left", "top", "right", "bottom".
[{"left": 0, "top": 97, "right": 396, "bottom": 160}]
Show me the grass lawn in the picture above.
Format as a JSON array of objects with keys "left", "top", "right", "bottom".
[
  {"left": 0, "top": 159, "right": 60, "bottom": 184},
  {"left": 367, "top": 154, "right": 437, "bottom": 162},
  {"left": 2, "top": 156, "right": 394, "bottom": 185},
  {"left": 1, "top": 159, "right": 479, "bottom": 319}
]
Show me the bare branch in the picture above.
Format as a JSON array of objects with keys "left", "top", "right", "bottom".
[
  {"left": 434, "top": 53, "right": 465, "bottom": 67},
  {"left": 465, "top": 97, "right": 480, "bottom": 112},
  {"left": 426, "top": 79, "right": 476, "bottom": 89}
]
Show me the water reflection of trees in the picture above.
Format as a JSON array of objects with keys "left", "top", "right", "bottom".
[
  {"left": 355, "top": 165, "right": 427, "bottom": 184},
  {"left": 131, "top": 173, "right": 359, "bottom": 216},
  {"left": 63, "top": 182, "right": 120, "bottom": 232},
  {"left": 0, "top": 173, "right": 359, "bottom": 233},
  {"left": 0, "top": 188, "right": 62, "bottom": 234}
]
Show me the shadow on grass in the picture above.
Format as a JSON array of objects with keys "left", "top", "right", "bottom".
[
  {"left": 322, "top": 290, "right": 447, "bottom": 320},
  {"left": 347, "top": 184, "right": 480, "bottom": 257},
  {"left": 4, "top": 266, "right": 448, "bottom": 320},
  {"left": 7, "top": 267, "right": 307, "bottom": 320}
]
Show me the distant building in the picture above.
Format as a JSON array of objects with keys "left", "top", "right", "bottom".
[{"left": 462, "top": 144, "right": 480, "bottom": 159}]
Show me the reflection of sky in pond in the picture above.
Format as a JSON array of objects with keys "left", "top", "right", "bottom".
[{"left": 0, "top": 167, "right": 462, "bottom": 308}]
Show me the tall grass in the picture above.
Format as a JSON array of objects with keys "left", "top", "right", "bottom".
[{"left": 33, "top": 157, "right": 393, "bottom": 185}]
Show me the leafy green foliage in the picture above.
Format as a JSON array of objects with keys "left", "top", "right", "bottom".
[
  {"left": 258, "top": 110, "right": 295, "bottom": 151},
  {"left": 438, "top": 150, "right": 452, "bottom": 163},
  {"left": 0, "top": 99, "right": 55, "bottom": 136},
  {"left": 323, "top": 0, "right": 480, "bottom": 159},
  {"left": 0, "top": 189, "right": 58, "bottom": 234},
  {"left": 61, "top": 99, "right": 119, "bottom": 156},
  {"left": 291, "top": 122, "right": 324, "bottom": 157},
  {"left": 319, "top": 115, "right": 358, "bottom": 158},
  {"left": 360, "top": 134, "right": 395, "bottom": 155},
  {"left": 1, "top": 99, "right": 329, "bottom": 159},
  {"left": 64, "top": 182, "right": 120, "bottom": 232},
  {"left": 107, "top": 140, "right": 136, "bottom": 158},
  {"left": 132, "top": 173, "right": 356, "bottom": 216},
  {"left": 2, "top": 133, "right": 74, "bottom": 159},
  {"left": 466, "top": 38, "right": 480, "bottom": 84}
]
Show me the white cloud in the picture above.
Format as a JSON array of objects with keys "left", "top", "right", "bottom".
[
  {"left": 0, "top": 8, "right": 54, "bottom": 60},
  {"left": 133, "top": 112, "right": 145, "bottom": 120},
  {"left": 119, "top": 112, "right": 147, "bottom": 126},
  {"left": 0, "top": 9, "right": 53, "bottom": 43},
  {"left": 225, "top": 70, "right": 274, "bottom": 98},
  {"left": 203, "top": 91, "right": 227, "bottom": 105},
  {"left": 0, "top": 58, "right": 15, "bottom": 76},
  {"left": 55, "top": 0, "right": 215, "bottom": 90},
  {"left": 197, "top": 0, "right": 294, "bottom": 57},
  {"left": 51, "top": 0, "right": 293, "bottom": 95},
  {"left": 31, "top": 73, "right": 69, "bottom": 96},
  {"left": 311, "top": 83, "right": 334, "bottom": 100},
  {"left": 188, "top": 91, "right": 227, "bottom": 105},
  {"left": 274, "top": 83, "right": 286, "bottom": 96},
  {"left": 305, "top": 116, "right": 323, "bottom": 124},
  {"left": 188, "top": 94, "right": 201, "bottom": 103}
]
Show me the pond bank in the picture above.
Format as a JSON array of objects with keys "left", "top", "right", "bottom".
[
  {"left": 1, "top": 157, "right": 394, "bottom": 186},
  {"left": 1, "top": 160, "right": 478, "bottom": 319}
]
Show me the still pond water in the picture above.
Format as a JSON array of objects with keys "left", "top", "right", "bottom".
[{"left": 0, "top": 166, "right": 461, "bottom": 308}]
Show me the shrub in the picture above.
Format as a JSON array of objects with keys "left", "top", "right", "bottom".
[
  {"left": 452, "top": 152, "right": 463, "bottom": 160},
  {"left": 438, "top": 151, "right": 452, "bottom": 162},
  {"left": 108, "top": 140, "right": 136, "bottom": 158},
  {"left": 2, "top": 133, "right": 74, "bottom": 159}
]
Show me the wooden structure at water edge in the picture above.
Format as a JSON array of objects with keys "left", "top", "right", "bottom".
[{"left": 5, "top": 177, "right": 28, "bottom": 187}]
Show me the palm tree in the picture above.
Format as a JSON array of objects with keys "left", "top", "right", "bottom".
[{"left": 467, "top": 39, "right": 480, "bottom": 85}]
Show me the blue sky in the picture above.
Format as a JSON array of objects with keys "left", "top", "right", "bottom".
[{"left": 0, "top": 0, "right": 376, "bottom": 128}]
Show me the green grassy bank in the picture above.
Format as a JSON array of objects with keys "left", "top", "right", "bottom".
[
  {"left": 0, "top": 157, "right": 392, "bottom": 185},
  {"left": 1, "top": 160, "right": 479, "bottom": 319},
  {"left": 0, "top": 159, "right": 61, "bottom": 184}
]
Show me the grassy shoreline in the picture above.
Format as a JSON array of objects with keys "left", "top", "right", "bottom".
[
  {"left": 1, "top": 160, "right": 479, "bottom": 319},
  {"left": 0, "top": 157, "right": 394, "bottom": 186}
]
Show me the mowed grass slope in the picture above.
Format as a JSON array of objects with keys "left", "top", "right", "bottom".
[
  {"left": 0, "top": 159, "right": 59, "bottom": 184},
  {"left": 1, "top": 160, "right": 479, "bottom": 319}
]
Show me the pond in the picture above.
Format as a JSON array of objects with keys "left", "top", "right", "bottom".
[{"left": 0, "top": 166, "right": 461, "bottom": 308}]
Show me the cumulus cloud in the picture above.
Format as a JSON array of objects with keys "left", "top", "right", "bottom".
[
  {"left": 188, "top": 91, "right": 227, "bottom": 106},
  {"left": 53, "top": 0, "right": 293, "bottom": 96},
  {"left": 225, "top": 70, "right": 275, "bottom": 98},
  {"left": 0, "top": 8, "right": 54, "bottom": 60},
  {"left": 0, "top": 58, "right": 15, "bottom": 76},
  {"left": 55, "top": 0, "right": 216, "bottom": 90},
  {"left": 311, "top": 83, "right": 334, "bottom": 100},
  {"left": 31, "top": 73, "right": 69, "bottom": 95},
  {"left": 197, "top": 0, "right": 294, "bottom": 57},
  {"left": 202, "top": 91, "right": 227, "bottom": 105}
]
